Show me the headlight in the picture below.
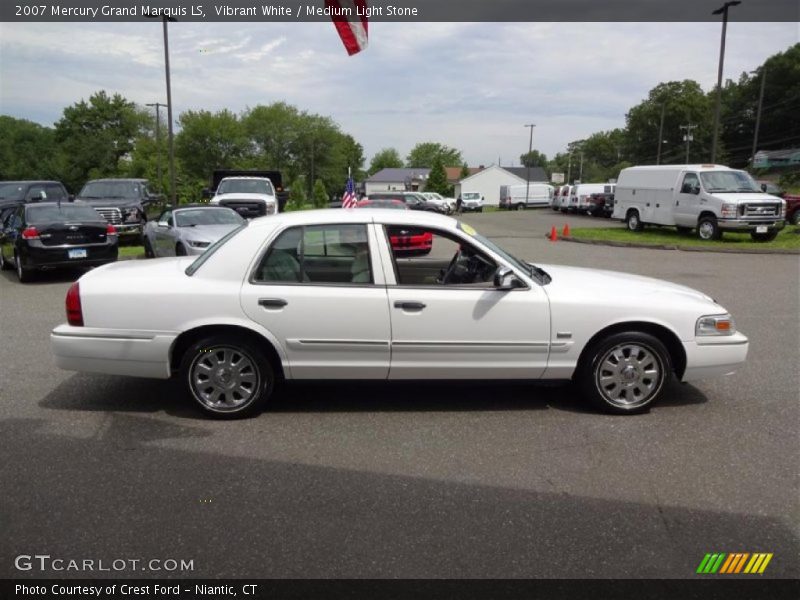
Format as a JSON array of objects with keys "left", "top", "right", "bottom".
[
  {"left": 188, "top": 240, "right": 210, "bottom": 248},
  {"left": 720, "top": 203, "right": 738, "bottom": 219},
  {"left": 781, "top": 200, "right": 786, "bottom": 218},
  {"left": 696, "top": 314, "right": 736, "bottom": 336}
]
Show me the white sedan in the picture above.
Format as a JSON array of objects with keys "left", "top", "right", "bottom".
[{"left": 51, "top": 210, "right": 748, "bottom": 418}]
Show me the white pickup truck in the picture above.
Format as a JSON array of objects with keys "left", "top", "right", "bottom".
[{"left": 210, "top": 176, "right": 278, "bottom": 219}]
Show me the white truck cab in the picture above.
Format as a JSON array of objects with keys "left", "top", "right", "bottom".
[
  {"left": 613, "top": 165, "right": 786, "bottom": 241},
  {"left": 210, "top": 176, "right": 278, "bottom": 219}
]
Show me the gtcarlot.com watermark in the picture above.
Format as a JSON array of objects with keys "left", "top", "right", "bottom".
[{"left": 14, "top": 554, "right": 194, "bottom": 573}]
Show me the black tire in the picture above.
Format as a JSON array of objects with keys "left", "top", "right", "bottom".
[
  {"left": 175, "top": 243, "right": 188, "bottom": 256},
  {"left": 576, "top": 331, "right": 671, "bottom": 415},
  {"left": 143, "top": 237, "right": 155, "bottom": 258},
  {"left": 625, "top": 210, "right": 644, "bottom": 232},
  {"left": 750, "top": 230, "right": 778, "bottom": 242},
  {"left": 0, "top": 250, "right": 10, "bottom": 271},
  {"left": 675, "top": 226, "right": 692, "bottom": 235},
  {"left": 477, "top": 207, "right": 483, "bottom": 213},
  {"left": 515, "top": 204, "right": 525, "bottom": 211},
  {"left": 15, "top": 253, "right": 32, "bottom": 283},
  {"left": 791, "top": 211, "right": 800, "bottom": 226},
  {"left": 696, "top": 216, "right": 721, "bottom": 241},
  {"left": 179, "top": 335, "right": 274, "bottom": 419}
]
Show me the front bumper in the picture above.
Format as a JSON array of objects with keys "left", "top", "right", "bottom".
[
  {"left": 718, "top": 219, "right": 785, "bottom": 232},
  {"left": 681, "top": 332, "right": 749, "bottom": 382},
  {"left": 51, "top": 324, "right": 177, "bottom": 379}
]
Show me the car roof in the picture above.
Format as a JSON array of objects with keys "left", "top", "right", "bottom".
[
  {"left": 84, "top": 178, "right": 148, "bottom": 183},
  {"left": 169, "top": 203, "right": 235, "bottom": 211},
  {"left": 0, "top": 180, "right": 65, "bottom": 185},
  {"left": 246, "top": 208, "right": 460, "bottom": 231}
]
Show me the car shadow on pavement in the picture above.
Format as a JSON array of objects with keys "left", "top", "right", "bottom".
[
  {"left": 0, "top": 266, "right": 86, "bottom": 285},
  {"left": 39, "top": 374, "right": 707, "bottom": 419},
  {"left": 1, "top": 416, "right": 797, "bottom": 580}
]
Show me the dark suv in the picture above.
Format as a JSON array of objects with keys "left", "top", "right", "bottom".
[
  {"left": 75, "top": 178, "right": 162, "bottom": 238},
  {"left": 0, "top": 180, "right": 71, "bottom": 210},
  {"left": 367, "top": 191, "right": 447, "bottom": 213}
]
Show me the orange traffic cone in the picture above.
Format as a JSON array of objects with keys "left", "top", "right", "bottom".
[
  {"left": 549, "top": 226, "right": 558, "bottom": 242},
  {"left": 562, "top": 223, "right": 570, "bottom": 237}
]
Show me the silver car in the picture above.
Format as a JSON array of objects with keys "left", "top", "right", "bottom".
[{"left": 143, "top": 205, "right": 245, "bottom": 257}]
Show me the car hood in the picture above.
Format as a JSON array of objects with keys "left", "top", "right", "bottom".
[
  {"left": 179, "top": 223, "right": 240, "bottom": 241},
  {"left": 212, "top": 193, "right": 276, "bottom": 202},
  {"left": 537, "top": 263, "right": 714, "bottom": 304},
  {"left": 78, "top": 198, "right": 141, "bottom": 208},
  {"left": 712, "top": 193, "right": 783, "bottom": 204}
]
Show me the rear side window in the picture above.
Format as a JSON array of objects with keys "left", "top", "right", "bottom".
[{"left": 253, "top": 224, "right": 372, "bottom": 285}]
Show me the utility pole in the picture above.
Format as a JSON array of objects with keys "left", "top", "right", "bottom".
[
  {"left": 524, "top": 124, "right": 535, "bottom": 205},
  {"left": 751, "top": 65, "right": 767, "bottom": 166},
  {"left": 680, "top": 124, "right": 697, "bottom": 164},
  {"left": 145, "top": 102, "right": 167, "bottom": 195},
  {"left": 567, "top": 153, "right": 572, "bottom": 184},
  {"left": 656, "top": 103, "right": 666, "bottom": 165},
  {"left": 711, "top": 1, "right": 741, "bottom": 163},
  {"left": 578, "top": 152, "right": 584, "bottom": 182}
]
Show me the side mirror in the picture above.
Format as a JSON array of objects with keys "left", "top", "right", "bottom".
[
  {"left": 68, "top": 194, "right": 75, "bottom": 202},
  {"left": 760, "top": 183, "right": 767, "bottom": 192},
  {"left": 692, "top": 186, "right": 701, "bottom": 195},
  {"left": 493, "top": 266, "right": 522, "bottom": 290}
]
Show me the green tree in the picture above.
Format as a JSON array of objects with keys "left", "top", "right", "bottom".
[
  {"left": 175, "top": 109, "right": 249, "bottom": 184},
  {"left": 242, "top": 102, "right": 301, "bottom": 171},
  {"left": 519, "top": 150, "right": 548, "bottom": 168},
  {"left": 312, "top": 178, "right": 328, "bottom": 208},
  {"left": 425, "top": 156, "right": 449, "bottom": 195},
  {"left": 287, "top": 176, "right": 307, "bottom": 210},
  {"left": 368, "top": 147, "right": 403, "bottom": 174},
  {"left": 406, "top": 142, "right": 462, "bottom": 168},
  {"left": 53, "top": 90, "right": 146, "bottom": 191},
  {"left": 0, "top": 116, "right": 58, "bottom": 182},
  {"left": 459, "top": 162, "right": 470, "bottom": 179}
]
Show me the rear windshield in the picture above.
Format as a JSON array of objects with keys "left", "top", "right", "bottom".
[
  {"left": 80, "top": 181, "right": 143, "bottom": 199},
  {"left": 26, "top": 205, "right": 101, "bottom": 223},
  {"left": 175, "top": 208, "right": 244, "bottom": 227}
]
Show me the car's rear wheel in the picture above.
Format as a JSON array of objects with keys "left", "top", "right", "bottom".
[
  {"left": 180, "top": 336, "right": 273, "bottom": 419},
  {"left": 577, "top": 332, "right": 670, "bottom": 414},
  {"left": 515, "top": 204, "right": 525, "bottom": 211},
  {"left": 14, "top": 253, "right": 32, "bottom": 283},
  {"left": 143, "top": 237, "right": 155, "bottom": 258},
  {"left": 791, "top": 212, "right": 800, "bottom": 226},
  {"left": 625, "top": 210, "right": 643, "bottom": 232}
]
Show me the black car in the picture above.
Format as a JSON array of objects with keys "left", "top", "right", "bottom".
[
  {"left": 0, "top": 180, "right": 71, "bottom": 210},
  {"left": 0, "top": 201, "right": 118, "bottom": 282},
  {"left": 367, "top": 191, "right": 447, "bottom": 213},
  {"left": 75, "top": 178, "right": 162, "bottom": 239}
]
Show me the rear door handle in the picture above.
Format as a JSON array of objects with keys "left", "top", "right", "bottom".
[
  {"left": 258, "top": 298, "right": 288, "bottom": 309},
  {"left": 394, "top": 301, "right": 426, "bottom": 311}
]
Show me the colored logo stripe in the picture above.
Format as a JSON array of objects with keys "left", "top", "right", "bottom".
[{"left": 697, "top": 553, "right": 773, "bottom": 574}]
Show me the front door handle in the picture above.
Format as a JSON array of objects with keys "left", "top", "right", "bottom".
[
  {"left": 258, "top": 298, "right": 288, "bottom": 309},
  {"left": 394, "top": 301, "right": 426, "bottom": 311}
]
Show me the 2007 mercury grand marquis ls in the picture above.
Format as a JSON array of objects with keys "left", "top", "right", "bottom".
[{"left": 51, "top": 209, "right": 748, "bottom": 418}]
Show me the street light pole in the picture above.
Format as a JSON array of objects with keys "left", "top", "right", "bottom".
[
  {"left": 524, "top": 123, "right": 535, "bottom": 205},
  {"left": 711, "top": 1, "right": 741, "bottom": 163},
  {"left": 656, "top": 103, "right": 666, "bottom": 165},
  {"left": 751, "top": 65, "right": 767, "bottom": 166},
  {"left": 145, "top": 102, "right": 166, "bottom": 195}
]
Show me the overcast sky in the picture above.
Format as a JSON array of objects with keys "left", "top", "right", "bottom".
[{"left": 0, "top": 21, "right": 797, "bottom": 167}]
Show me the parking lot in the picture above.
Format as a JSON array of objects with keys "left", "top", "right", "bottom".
[{"left": 1, "top": 209, "right": 797, "bottom": 579}]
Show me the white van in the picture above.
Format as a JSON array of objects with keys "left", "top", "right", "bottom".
[
  {"left": 613, "top": 165, "right": 786, "bottom": 241},
  {"left": 551, "top": 185, "right": 568, "bottom": 210},
  {"left": 572, "top": 183, "right": 616, "bottom": 214},
  {"left": 499, "top": 183, "right": 554, "bottom": 210},
  {"left": 558, "top": 185, "right": 575, "bottom": 212}
]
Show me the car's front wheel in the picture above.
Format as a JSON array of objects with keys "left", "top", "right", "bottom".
[
  {"left": 577, "top": 332, "right": 670, "bottom": 414},
  {"left": 179, "top": 336, "right": 274, "bottom": 419}
]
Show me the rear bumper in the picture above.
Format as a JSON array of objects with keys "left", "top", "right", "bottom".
[
  {"left": 20, "top": 243, "right": 118, "bottom": 269},
  {"left": 51, "top": 324, "right": 177, "bottom": 379},
  {"left": 680, "top": 332, "right": 749, "bottom": 382}
]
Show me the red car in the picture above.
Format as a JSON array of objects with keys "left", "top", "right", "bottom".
[
  {"left": 785, "top": 195, "right": 800, "bottom": 226},
  {"left": 354, "top": 198, "right": 407, "bottom": 210},
  {"left": 389, "top": 227, "right": 433, "bottom": 256}
]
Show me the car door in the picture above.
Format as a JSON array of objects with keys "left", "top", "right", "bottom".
[
  {"left": 240, "top": 222, "right": 391, "bottom": 379},
  {"left": 379, "top": 223, "right": 551, "bottom": 379},
  {"left": 674, "top": 172, "right": 700, "bottom": 227},
  {"left": 153, "top": 210, "right": 174, "bottom": 256}
]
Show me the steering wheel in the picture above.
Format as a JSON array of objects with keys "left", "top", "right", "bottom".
[{"left": 440, "top": 248, "right": 463, "bottom": 284}]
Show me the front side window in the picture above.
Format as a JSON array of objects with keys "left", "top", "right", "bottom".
[
  {"left": 254, "top": 224, "right": 372, "bottom": 285},
  {"left": 681, "top": 173, "right": 700, "bottom": 194},
  {"left": 385, "top": 225, "right": 496, "bottom": 287}
]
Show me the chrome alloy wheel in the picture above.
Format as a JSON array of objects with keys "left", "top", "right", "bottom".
[
  {"left": 188, "top": 346, "right": 260, "bottom": 412},
  {"left": 594, "top": 343, "right": 664, "bottom": 409},
  {"left": 698, "top": 221, "right": 715, "bottom": 240}
]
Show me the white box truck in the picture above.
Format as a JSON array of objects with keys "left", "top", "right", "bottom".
[
  {"left": 499, "top": 183, "right": 554, "bottom": 210},
  {"left": 612, "top": 165, "right": 786, "bottom": 241}
]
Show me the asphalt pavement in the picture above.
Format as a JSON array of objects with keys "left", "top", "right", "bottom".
[{"left": 1, "top": 209, "right": 798, "bottom": 579}]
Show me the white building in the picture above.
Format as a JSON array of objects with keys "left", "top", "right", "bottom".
[{"left": 455, "top": 165, "right": 551, "bottom": 207}]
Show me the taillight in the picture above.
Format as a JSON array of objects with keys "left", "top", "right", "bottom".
[
  {"left": 66, "top": 282, "right": 83, "bottom": 326},
  {"left": 22, "top": 226, "right": 39, "bottom": 240},
  {"left": 106, "top": 224, "right": 117, "bottom": 235}
]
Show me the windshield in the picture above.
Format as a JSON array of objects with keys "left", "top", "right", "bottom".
[
  {"left": 185, "top": 222, "right": 248, "bottom": 276},
  {"left": 79, "top": 181, "right": 142, "bottom": 199},
  {"left": 26, "top": 205, "right": 101, "bottom": 223},
  {"left": 175, "top": 208, "right": 244, "bottom": 227},
  {"left": 700, "top": 170, "right": 759, "bottom": 193},
  {"left": 0, "top": 183, "right": 25, "bottom": 201},
  {"left": 463, "top": 193, "right": 481, "bottom": 200},
  {"left": 217, "top": 179, "right": 274, "bottom": 195}
]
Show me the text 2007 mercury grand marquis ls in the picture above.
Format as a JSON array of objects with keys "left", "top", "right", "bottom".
[{"left": 51, "top": 209, "right": 748, "bottom": 418}]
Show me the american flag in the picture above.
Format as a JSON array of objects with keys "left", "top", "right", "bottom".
[
  {"left": 326, "top": 0, "right": 368, "bottom": 56},
  {"left": 342, "top": 177, "right": 357, "bottom": 208}
]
